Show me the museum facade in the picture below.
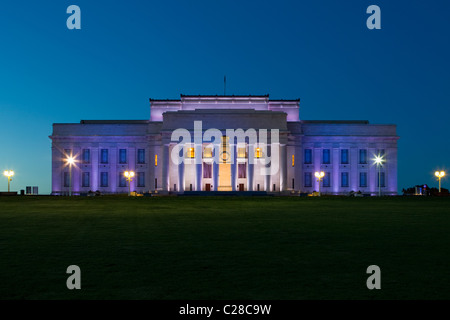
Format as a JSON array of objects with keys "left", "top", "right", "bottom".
[{"left": 50, "top": 95, "right": 399, "bottom": 195}]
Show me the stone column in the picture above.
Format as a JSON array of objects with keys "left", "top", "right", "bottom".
[
  {"left": 91, "top": 147, "right": 99, "bottom": 191},
  {"left": 314, "top": 147, "right": 321, "bottom": 192},
  {"left": 333, "top": 148, "right": 340, "bottom": 194},
  {"left": 213, "top": 161, "right": 219, "bottom": 191},
  {"left": 369, "top": 147, "right": 377, "bottom": 194},
  {"left": 280, "top": 144, "right": 287, "bottom": 191},
  {"left": 248, "top": 144, "right": 254, "bottom": 191},
  {"left": 110, "top": 148, "right": 117, "bottom": 193},
  {"left": 350, "top": 147, "right": 358, "bottom": 191},
  {"left": 178, "top": 161, "right": 184, "bottom": 192},
  {"left": 231, "top": 143, "right": 237, "bottom": 191},
  {"left": 264, "top": 145, "right": 271, "bottom": 191},
  {"left": 162, "top": 144, "right": 169, "bottom": 191},
  {"left": 195, "top": 162, "right": 202, "bottom": 191}
]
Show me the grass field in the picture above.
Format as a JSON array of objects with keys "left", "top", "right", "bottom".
[{"left": 0, "top": 195, "right": 449, "bottom": 300}]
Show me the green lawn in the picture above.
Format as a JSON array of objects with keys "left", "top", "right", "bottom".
[{"left": 0, "top": 196, "right": 449, "bottom": 300}]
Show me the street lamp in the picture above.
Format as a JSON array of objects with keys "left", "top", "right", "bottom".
[
  {"left": 373, "top": 155, "right": 384, "bottom": 197},
  {"left": 124, "top": 171, "right": 135, "bottom": 196},
  {"left": 435, "top": 171, "right": 445, "bottom": 193},
  {"left": 3, "top": 170, "right": 14, "bottom": 192},
  {"left": 66, "top": 156, "right": 75, "bottom": 196},
  {"left": 315, "top": 171, "right": 325, "bottom": 196}
]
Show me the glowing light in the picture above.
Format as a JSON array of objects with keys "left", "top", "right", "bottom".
[
  {"left": 124, "top": 171, "right": 135, "bottom": 178},
  {"left": 373, "top": 155, "right": 384, "bottom": 165},
  {"left": 124, "top": 171, "right": 135, "bottom": 196},
  {"left": 3, "top": 170, "right": 14, "bottom": 177},
  {"left": 255, "top": 147, "right": 262, "bottom": 158},
  {"left": 314, "top": 171, "right": 325, "bottom": 178},
  {"left": 66, "top": 156, "right": 75, "bottom": 165},
  {"left": 4, "top": 170, "right": 14, "bottom": 192},
  {"left": 435, "top": 171, "right": 445, "bottom": 178}
]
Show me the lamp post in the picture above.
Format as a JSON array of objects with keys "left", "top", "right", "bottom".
[
  {"left": 66, "top": 156, "right": 75, "bottom": 196},
  {"left": 315, "top": 171, "right": 325, "bottom": 196},
  {"left": 435, "top": 171, "right": 445, "bottom": 193},
  {"left": 373, "top": 155, "right": 384, "bottom": 197},
  {"left": 124, "top": 171, "right": 135, "bottom": 196},
  {"left": 3, "top": 170, "right": 14, "bottom": 192}
]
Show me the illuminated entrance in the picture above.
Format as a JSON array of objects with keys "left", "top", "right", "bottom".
[{"left": 218, "top": 136, "right": 232, "bottom": 191}]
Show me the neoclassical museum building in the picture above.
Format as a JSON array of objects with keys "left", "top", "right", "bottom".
[{"left": 50, "top": 95, "right": 398, "bottom": 195}]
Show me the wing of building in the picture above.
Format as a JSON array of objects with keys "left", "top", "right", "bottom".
[{"left": 49, "top": 94, "right": 399, "bottom": 195}]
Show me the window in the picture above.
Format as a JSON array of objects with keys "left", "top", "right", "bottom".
[
  {"left": 323, "top": 172, "right": 331, "bottom": 187},
  {"left": 377, "top": 172, "right": 385, "bottom": 187},
  {"left": 341, "top": 172, "right": 349, "bottom": 187},
  {"left": 304, "top": 149, "right": 312, "bottom": 164},
  {"left": 119, "top": 149, "right": 127, "bottom": 164},
  {"left": 64, "top": 172, "right": 70, "bottom": 188},
  {"left": 304, "top": 172, "right": 312, "bottom": 187},
  {"left": 377, "top": 149, "right": 385, "bottom": 157},
  {"left": 100, "top": 149, "right": 108, "bottom": 164},
  {"left": 203, "top": 162, "right": 212, "bottom": 179},
  {"left": 82, "top": 172, "right": 90, "bottom": 188},
  {"left": 137, "top": 149, "right": 145, "bottom": 164},
  {"left": 137, "top": 172, "right": 145, "bottom": 187},
  {"left": 323, "top": 149, "right": 330, "bottom": 164},
  {"left": 359, "top": 149, "right": 367, "bottom": 164},
  {"left": 237, "top": 147, "right": 246, "bottom": 158},
  {"left": 292, "top": 155, "right": 295, "bottom": 167},
  {"left": 82, "top": 149, "right": 90, "bottom": 164},
  {"left": 203, "top": 147, "right": 213, "bottom": 158},
  {"left": 155, "top": 154, "right": 158, "bottom": 166},
  {"left": 238, "top": 163, "right": 246, "bottom": 178},
  {"left": 119, "top": 172, "right": 127, "bottom": 187},
  {"left": 255, "top": 147, "right": 262, "bottom": 158},
  {"left": 341, "top": 149, "right": 349, "bottom": 164},
  {"left": 359, "top": 172, "right": 367, "bottom": 187},
  {"left": 100, "top": 172, "right": 108, "bottom": 187},
  {"left": 188, "top": 147, "right": 195, "bottom": 158},
  {"left": 155, "top": 178, "right": 158, "bottom": 189}
]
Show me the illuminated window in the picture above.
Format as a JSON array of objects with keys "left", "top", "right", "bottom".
[
  {"left": 341, "top": 172, "right": 349, "bottom": 187},
  {"left": 304, "top": 172, "right": 312, "bottom": 187},
  {"left": 323, "top": 172, "right": 331, "bottom": 187},
  {"left": 203, "top": 147, "right": 212, "bottom": 158},
  {"left": 82, "top": 172, "right": 90, "bottom": 188},
  {"left": 292, "top": 155, "right": 295, "bottom": 167},
  {"left": 119, "top": 172, "right": 127, "bottom": 187},
  {"left": 137, "top": 172, "right": 145, "bottom": 187},
  {"left": 82, "top": 149, "right": 90, "bottom": 164},
  {"left": 359, "top": 149, "right": 367, "bottom": 164},
  {"left": 137, "top": 149, "right": 145, "bottom": 164},
  {"left": 323, "top": 149, "right": 330, "bottom": 164},
  {"left": 341, "top": 149, "right": 349, "bottom": 164},
  {"left": 119, "top": 149, "right": 127, "bottom": 164},
  {"left": 237, "top": 147, "right": 247, "bottom": 158},
  {"left": 359, "top": 172, "right": 367, "bottom": 187},
  {"left": 255, "top": 147, "right": 262, "bottom": 158},
  {"left": 189, "top": 147, "right": 195, "bottom": 158},
  {"left": 304, "top": 149, "right": 312, "bottom": 164},
  {"left": 155, "top": 154, "right": 158, "bottom": 166}
]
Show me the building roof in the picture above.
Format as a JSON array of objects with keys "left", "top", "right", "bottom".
[
  {"left": 149, "top": 94, "right": 300, "bottom": 102},
  {"left": 301, "top": 120, "right": 370, "bottom": 124},
  {"left": 79, "top": 120, "right": 149, "bottom": 124}
]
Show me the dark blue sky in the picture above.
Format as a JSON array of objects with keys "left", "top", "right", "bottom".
[{"left": 0, "top": 0, "right": 449, "bottom": 194}]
